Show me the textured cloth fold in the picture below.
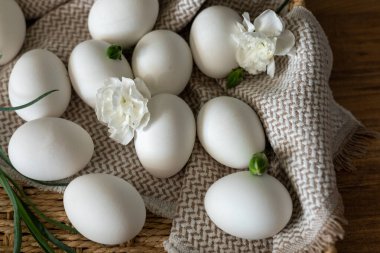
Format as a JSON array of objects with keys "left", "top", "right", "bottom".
[{"left": 0, "top": 0, "right": 373, "bottom": 252}]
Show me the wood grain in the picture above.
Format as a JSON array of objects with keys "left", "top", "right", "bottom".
[
  {"left": 1, "top": 1, "right": 379, "bottom": 252},
  {"left": 308, "top": 1, "right": 380, "bottom": 252}
]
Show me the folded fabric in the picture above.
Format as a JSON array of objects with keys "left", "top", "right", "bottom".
[{"left": 0, "top": 0, "right": 374, "bottom": 252}]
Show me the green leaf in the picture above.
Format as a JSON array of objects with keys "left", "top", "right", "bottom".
[
  {"left": 2, "top": 169, "right": 76, "bottom": 234},
  {"left": 14, "top": 182, "right": 76, "bottom": 233},
  {"left": 42, "top": 227, "right": 75, "bottom": 253},
  {"left": 0, "top": 159, "right": 73, "bottom": 232},
  {"left": 25, "top": 204, "right": 75, "bottom": 253},
  {"left": 249, "top": 152, "right": 269, "bottom": 176},
  {"left": 226, "top": 67, "right": 244, "bottom": 89},
  {"left": 0, "top": 90, "right": 58, "bottom": 111},
  {"left": 0, "top": 171, "right": 22, "bottom": 252},
  {"left": 106, "top": 45, "right": 123, "bottom": 60},
  {"left": 0, "top": 146, "right": 12, "bottom": 167},
  {"left": 28, "top": 200, "right": 77, "bottom": 234},
  {"left": 13, "top": 204, "right": 22, "bottom": 252},
  {"left": 15, "top": 196, "right": 55, "bottom": 253}
]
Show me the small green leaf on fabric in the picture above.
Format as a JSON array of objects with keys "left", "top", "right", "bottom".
[{"left": 227, "top": 67, "right": 244, "bottom": 89}]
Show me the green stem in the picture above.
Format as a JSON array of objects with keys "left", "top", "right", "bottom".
[
  {"left": 26, "top": 206, "right": 75, "bottom": 253},
  {"left": 15, "top": 196, "right": 55, "bottom": 253},
  {"left": 106, "top": 45, "right": 123, "bottom": 60},
  {"left": 0, "top": 146, "right": 12, "bottom": 167},
  {"left": 0, "top": 171, "right": 22, "bottom": 252},
  {"left": 249, "top": 152, "right": 269, "bottom": 176},
  {"left": 276, "top": 0, "right": 292, "bottom": 14},
  {"left": 0, "top": 90, "right": 58, "bottom": 111},
  {"left": 2, "top": 170, "right": 76, "bottom": 233},
  {"left": 0, "top": 168, "right": 78, "bottom": 234}
]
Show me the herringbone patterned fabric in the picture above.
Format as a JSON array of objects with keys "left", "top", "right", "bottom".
[{"left": 0, "top": 0, "right": 370, "bottom": 252}]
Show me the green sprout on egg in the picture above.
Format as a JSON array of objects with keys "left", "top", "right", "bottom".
[{"left": 106, "top": 44, "right": 123, "bottom": 60}]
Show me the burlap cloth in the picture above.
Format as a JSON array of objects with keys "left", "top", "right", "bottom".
[{"left": 0, "top": 0, "right": 375, "bottom": 252}]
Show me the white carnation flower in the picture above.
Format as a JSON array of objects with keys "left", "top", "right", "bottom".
[
  {"left": 233, "top": 10, "right": 295, "bottom": 77},
  {"left": 95, "top": 77, "right": 151, "bottom": 145}
]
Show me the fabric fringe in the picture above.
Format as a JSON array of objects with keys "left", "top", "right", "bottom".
[
  {"left": 333, "top": 125, "right": 379, "bottom": 171},
  {"left": 300, "top": 125, "right": 378, "bottom": 253},
  {"left": 302, "top": 214, "right": 346, "bottom": 253}
]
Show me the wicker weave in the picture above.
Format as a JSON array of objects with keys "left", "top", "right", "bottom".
[{"left": 0, "top": 0, "right": 337, "bottom": 252}]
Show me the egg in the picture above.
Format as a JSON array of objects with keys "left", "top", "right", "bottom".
[
  {"left": 8, "top": 117, "right": 94, "bottom": 181},
  {"left": 0, "top": 0, "right": 26, "bottom": 65},
  {"left": 197, "top": 96, "right": 265, "bottom": 169},
  {"left": 64, "top": 174, "right": 146, "bottom": 245},
  {"left": 132, "top": 30, "right": 193, "bottom": 96},
  {"left": 8, "top": 49, "right": 71, "bottom": 121},
  {"left": 205, "top": 171, "right": 293, "bottom": 240},
  {"left": 134, "top": 94, "right": 196, "bottom": 178},
  {"left": 190, "top": 6, "right": 241, "bottom": 78},
  {"left": 88, "top": 0, "right": 159, "bottom": 48},
  {"left": 68, "top": 40, "right": 133, "bottom": 108}
]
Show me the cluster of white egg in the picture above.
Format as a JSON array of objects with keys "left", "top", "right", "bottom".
[{"left": 1, "top": 0, "right": 293, "bottom": 245}]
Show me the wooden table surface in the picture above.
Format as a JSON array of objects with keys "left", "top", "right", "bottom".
[
  {"left": 1, "top": 1, "right": 379, "bottom": 253},
  {"left": 307, "top": 1, "right": 380, "bottom": 252}
]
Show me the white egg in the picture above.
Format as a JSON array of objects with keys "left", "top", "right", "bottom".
[
  {"left": 8, "top": 49, "right": 71, "bottom": 121},
  {"left": 88, "top": 0, "right": 159, "bottom": 48},
  {"left": 205, "top": 171, "right": 293, "bottom": 240},
  {"left": 132, "top": 30, "right": 193, "bottom": 96},
  {"left": 68, "top": 40, "right": 133, "bottom": 108},
  {"left": 190, "top": 6, "right": 241, "bottom": 78},
  {"left": 64, "top": 174, "right": 146, "bottom": 245},
  {"left": 0, "top": 0, "right": 26, "bottom": 65},
  {"left": 134, "top": 94, "right": 196, "bottom": 178},
  {"left": 8, "top": 118, "right": 94, "bottom": 181},
  {"left": 197, "top": 96, "right": 265, "bottom": 169}
]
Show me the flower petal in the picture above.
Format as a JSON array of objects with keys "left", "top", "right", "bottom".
[
  {"left": 275, "top": 29, "right": 295, "bottom": 56},
  {"left": 267, "top": 58, "right": 275, "bottom": 78},
  {"left": 254, "top": 10, "right": 284, "bottom": 37},
  {"left": 95, "top": 76, "right": 151, "bottom": 145},
  {"left": 242, "top": 12, "right": 255, "bottom": 32},
  {"left": 111, "top": 126, "right": 134, "bottom": 145}
]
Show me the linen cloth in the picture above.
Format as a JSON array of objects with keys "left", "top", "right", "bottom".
[{"left": 0, "top": 0, "right": 373, "bottom": 252}]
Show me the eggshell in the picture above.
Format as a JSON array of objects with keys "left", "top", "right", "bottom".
[
  {"left": 0, "top": 0, "right": 26, "bottom": 65},
  {"left": 197, "top": 96, "right": 265, "bottom": 169},
  {"left": 64, "top": 174, "right": 146, "bottom": 245},
  {"left": 132, "top": 30, "right": 193, "bottom": 96},
  {"left": 8, "top": 49, "right": 71, "bottom": 121},
  {"left": 68, "top": 40, "right": 133, "bottom": 108},
  {"left": 8, "top": 118, "right": 94, "bottom": 181},
  {"left": 190, "top": 6, "right": 241, "bottom": 78},
  {"left": 134, "top": 94, "right": 196, "bottom": 178},
  {"left": 88, "top": 0, "right": 159, "bottom": 48},
  {"left": 205, "top": 171, "right": 293, "bottom": 240}
]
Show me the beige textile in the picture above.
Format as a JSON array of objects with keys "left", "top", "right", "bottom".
[{"left": 0, "top": 0, "right": 373, "bottom": 252}]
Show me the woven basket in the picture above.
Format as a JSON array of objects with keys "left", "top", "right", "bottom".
[{"left": 0, "top": 0, "right": 337, "bottom": 252}]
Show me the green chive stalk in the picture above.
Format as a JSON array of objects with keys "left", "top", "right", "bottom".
[{"left": 0, "top": 90, "right": 77, "bottom": 252}]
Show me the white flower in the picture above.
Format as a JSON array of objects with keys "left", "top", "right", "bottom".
[
  {"left": 95, "top": 77, "right": 151, "bottom": 145},
  {"left": 233, "top": 10, "right": 295, "bottom": 77}
]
